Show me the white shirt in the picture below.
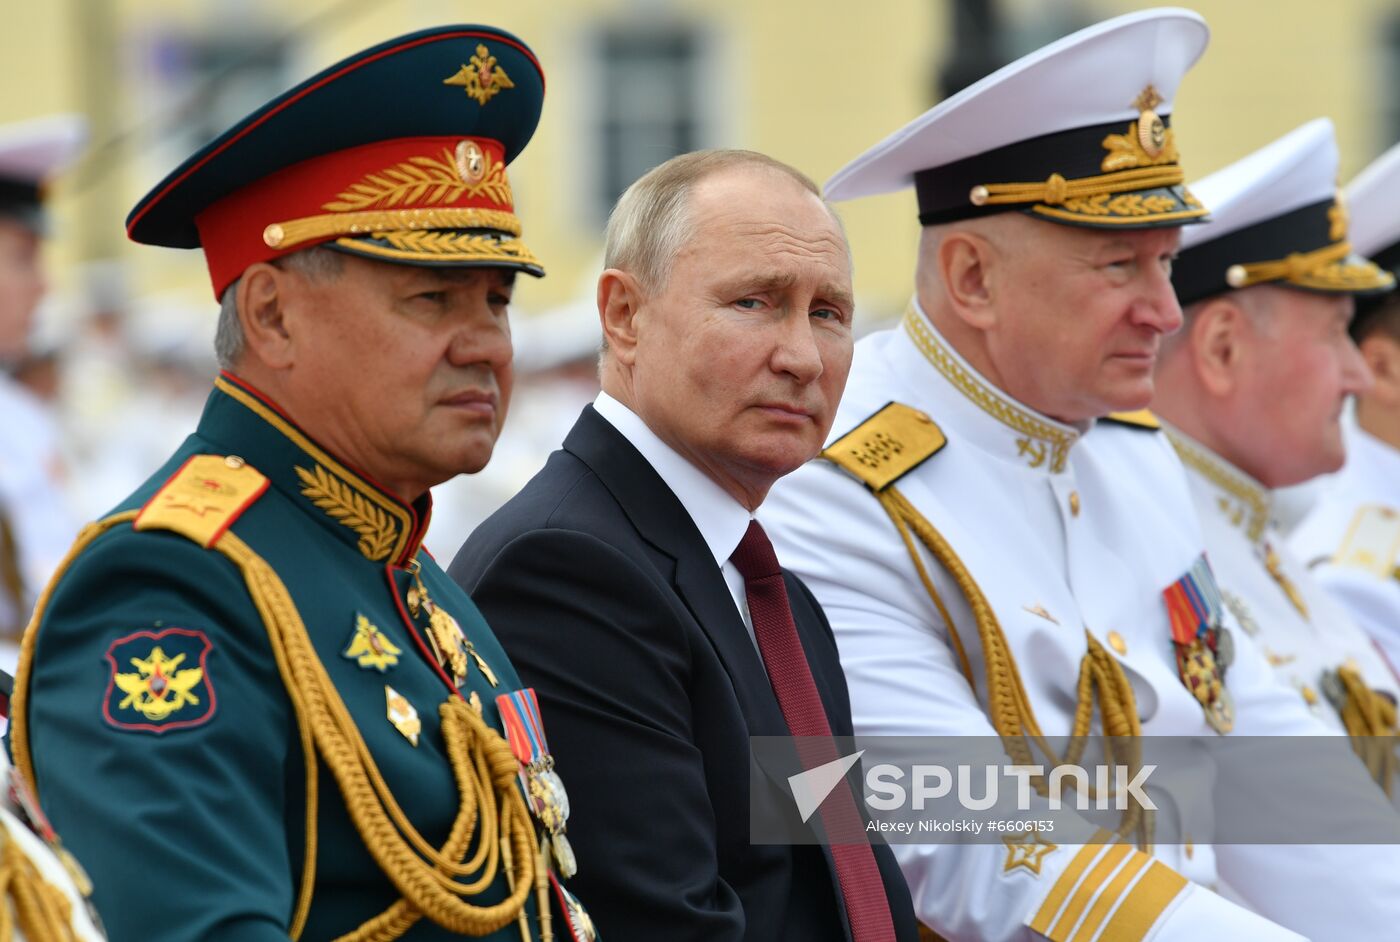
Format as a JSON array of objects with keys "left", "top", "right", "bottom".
[
  {"left": 1165, "top": 425, "right": 1400, "bottom": 731},
  {"left": 592, "top": 392, "right": 757, "bottom": 641},
  {"left": 761, "top": 301, "right": 1400, "bottom": 942}
]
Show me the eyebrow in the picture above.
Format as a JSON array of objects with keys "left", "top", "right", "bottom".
[{"left": 718, "top": 271, "right": 854, "bottom": 310}]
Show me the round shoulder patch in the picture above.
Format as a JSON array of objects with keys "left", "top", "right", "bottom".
[{"left": 103, "top": 628, "right": 216, "bottom": 734}]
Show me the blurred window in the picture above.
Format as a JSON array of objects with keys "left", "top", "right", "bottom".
[{"left": 594, "top": 24, "right": 706, "bottom": 221}]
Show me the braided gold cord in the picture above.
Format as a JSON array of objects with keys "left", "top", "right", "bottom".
[
  {"left": 0, "top": 828, "right": 78, "bottom": 942},
  {"left": 1336, "top": 667, "right": 1399, "bottom": 796},
  {"left": 877, "top": 487, "right": 1150, "bottom": 842},
  {"left": 972, "top": 166, "right": 1185, "bottom": 208},
  {"left": 221, "top": 534, "right": 536, "bottom": 937}
]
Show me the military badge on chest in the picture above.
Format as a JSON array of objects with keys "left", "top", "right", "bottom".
[
  {"left": 404, "top": 560, "right": 497, "bottom": 689},
  {"left": 497, "top": 688, "right": 577, "bottom": 879},
  {"left": 1163, "top": 555, "right": 1235, "bottom": 734}
]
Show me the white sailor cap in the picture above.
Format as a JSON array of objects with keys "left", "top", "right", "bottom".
[
  {"left": 1341, "top": 139, "right": 1400, "bottom": 336},
  {"left": 824, "top": 7, "right": 1209, "bottom": 229},
  {"left": 1172, "top": 118, "right": 1393, "bottom": 306},
  {"left": 0, "top": 114, "right": 87, "bottom": 229}
]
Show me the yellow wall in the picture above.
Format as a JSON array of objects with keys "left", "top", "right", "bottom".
[{"left": 4, "top": 0, "right": 1399, "bottom": 332}]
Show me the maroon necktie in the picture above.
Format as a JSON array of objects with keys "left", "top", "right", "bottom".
[{"left": 731, "top": 520, "right": 898, "bottom": 942}]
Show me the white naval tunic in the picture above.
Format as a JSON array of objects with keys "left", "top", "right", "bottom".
[
  {"left": 0, "top": 374, "right": 78, "bottom": 667},
  {"left": 1292, "top": 425, "right": 1400, "bottom": 676},
  {"left": 762, "top": 302, "right": 1400, "bottom": 942},
  {"left": 1166, "top": 427, "right": 1400, "bottom": 731}
]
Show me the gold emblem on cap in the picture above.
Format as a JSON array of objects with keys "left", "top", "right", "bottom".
[
  {"left": 1225, "top": 264, "right": 1249, "bottom": 288},
  {"left": 263, "top": 223, "right": 285, "bottom": 248},
  {"left": 1133, "top": 86, "right": 1167, "bottom": 158},
  {"left": 455, "top": 140, "right": 487, "bottom": 184},
  {"left": 1329, "top": 198, "right": 1348, "bottom": 242},
  {"left": 443, "top": 44, "right": 517, "bottom": 106}
]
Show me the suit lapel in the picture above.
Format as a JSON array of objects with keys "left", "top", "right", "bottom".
[
  {"left": 565, "top": 406, "right": 856, "bottom": 938},
  {"left": 562, "top": 407, "right": 789, "bottom": 739}
]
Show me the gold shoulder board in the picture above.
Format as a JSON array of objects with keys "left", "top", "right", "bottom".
[
  {"left": 1334, "top": 504, "right": 1400, "bottom": 579},
  {"left": 822, "top": 402, "right": 946, "bottom": 492},
  {"left": 134, "top": 455, "right": 270, "bottom": 548},
  {"left": 1101, "top": 409, "right": 1162, "bottom": 430}
]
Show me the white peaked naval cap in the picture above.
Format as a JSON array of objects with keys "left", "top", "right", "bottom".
[
  {"left": 825, "top": 8, "right": 1210, "bottom": 230},
  {"left": 0, "top": 113, "right": 87, "bottom": 228},
  {"left": 1172, "top": 118, "right": 1393, "bottom": 305}
]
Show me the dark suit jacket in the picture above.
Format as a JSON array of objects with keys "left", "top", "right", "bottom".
[{"left": 449, "top": 406, "right": 916, "bottom": 942}]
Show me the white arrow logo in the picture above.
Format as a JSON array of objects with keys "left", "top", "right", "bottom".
[{"left": 788, "top": 749, "right": 866, "bottom": 823}]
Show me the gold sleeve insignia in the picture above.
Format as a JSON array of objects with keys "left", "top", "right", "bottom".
[
  {"left": 104, "top": 628, "right": 216, "bottom": 733},
  {"left": 134, "top": 454, "right": 269, "bottom": 548},
  {"left": 822, "top": 402, "right": 947, "bottom": 492}
]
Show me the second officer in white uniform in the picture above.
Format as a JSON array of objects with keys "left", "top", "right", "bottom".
[
  {"left": 763, "top": 9, "right": 1400, "bottom": 942},
  {"left": 1152, "top": 118, "right": 1399, "bottom": 758}
]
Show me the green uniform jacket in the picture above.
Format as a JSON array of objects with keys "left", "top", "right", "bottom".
[{"left": 10, "top": 374, "right": 588, "bottom": 942}]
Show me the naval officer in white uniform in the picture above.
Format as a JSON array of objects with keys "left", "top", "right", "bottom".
[
  {"left": 1151, "top": 119, "right": 1399, "bottom": 758},
  {"left": 1293, "top": 140, "right": 1400, "bottom": 678},
  {"left": 0, "top": 115, "right": 85, "bottom": 659},
  {"left": 762, "top": 9, "right": 1400, "bottom": 941}
]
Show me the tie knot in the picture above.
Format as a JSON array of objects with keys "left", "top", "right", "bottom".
[{"left": 731, "top": 520, "right": 782, "bottom": 582}]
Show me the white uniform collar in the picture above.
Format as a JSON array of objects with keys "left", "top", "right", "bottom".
[
  {"left": 592, "top": 391, "right": 753, "bottom": 569},
  {"left": 899, "top": 298, "right": 1082, "bottom": 474},
  {"left": 1162, "top": 423, "right": 1273, "bottom": 544}
]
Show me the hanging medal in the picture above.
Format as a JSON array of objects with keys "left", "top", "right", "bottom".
[
  {"left": 497, "top": 688, "right": 577, "bottom": 878},
  {"left": 405, "top": 560, "right": 498, "bottom": 688},
  {"left": 1163, "top": 554, "right": 1235, "bottom": 734}
]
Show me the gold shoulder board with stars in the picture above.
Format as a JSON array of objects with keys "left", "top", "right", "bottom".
[
  {"left": 1333, "top": 504, "right": 1400, "bottom": 579},
  {"left": 134, "top": 454, "right": 269, "bottom": 548},
  {"left": 1100, "top": 409, "right": 1162, "bottom": 431},
  {"left": 822, "top": 402, "right": 947, "bottom": 492}
]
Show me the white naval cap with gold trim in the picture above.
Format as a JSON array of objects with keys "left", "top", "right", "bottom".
[
  {"left": 824, "top": 7, "right": 1209, "bottom": 230},
  {"left": 1342, "top": 138, "right": 1400, "bottom": 336},
  {"left": 1172, "top": 118, "right": 1394, "bottom": 306},
  {"left": 0, "top": 114, "right": 87, "bottom": 230}
]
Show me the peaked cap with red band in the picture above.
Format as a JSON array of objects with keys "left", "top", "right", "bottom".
[{"left": 126, "top": 24, "right": 546, "bottom": 299}]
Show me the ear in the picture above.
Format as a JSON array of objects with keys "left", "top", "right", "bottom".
[
  {"left": 236, "top": 262, "right": 297, "bottom": 370},
  {"left": 597, "top": 268, "right": 645, "bottom": 368},
  {"left": 1189, "top": 296, "right": 1246, "bottom": 398},
  {"left": 937, "top": 230, "right": 999, "bottom": 331},
  {"left": 1360, "top": 333, "right": 1400, "bottom": 408}
]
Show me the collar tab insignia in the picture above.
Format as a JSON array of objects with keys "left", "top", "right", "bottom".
[
  {"left": 104, "top": 628, "right": 216, "bottom": 734},
  {"left": 343, "top": 614, "right": 402, "bottom": 672}
]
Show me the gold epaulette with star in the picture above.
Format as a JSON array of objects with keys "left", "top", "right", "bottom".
[
  {"left": 822, "top": 402, "right": 947, "bottom": 492},
  {"left": 1100, "top": 409, "right": 1162, "bottom": 431},
  {"left": 133, "top": 454, "right": 269, "bottom": 548},
  {"left": 1333, "top": 504, "right": 1400, "bottom": 580}
]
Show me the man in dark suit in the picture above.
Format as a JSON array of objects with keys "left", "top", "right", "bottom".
[{"left": 450, "top": 149, "right": 916, "bottom": 941}]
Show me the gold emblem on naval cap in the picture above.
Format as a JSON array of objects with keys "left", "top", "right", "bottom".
[
  {"left": 443, "top": 44, "right": 516, "bottom": 106},
  {"left": 1329, "top": 197, "right": 1348, "bottom": 242},
  {"left": 1133, "top": 86, "right": 1167, "bottom": 158}
]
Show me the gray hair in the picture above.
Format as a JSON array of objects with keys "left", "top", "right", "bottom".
[
  {"left": 214, "top": 245, "right": 344, "bottom": 369},
  {"left": 603, "top": 149, "right": 839, "bottom": 293}
]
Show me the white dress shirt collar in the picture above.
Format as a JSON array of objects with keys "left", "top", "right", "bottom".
[{"left": 592, "top": 391, "right": 754, "bottom": 569}]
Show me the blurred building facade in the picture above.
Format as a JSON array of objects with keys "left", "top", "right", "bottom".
[{"left": 4, "top": 0, "right": 1400, "bottom": 545}]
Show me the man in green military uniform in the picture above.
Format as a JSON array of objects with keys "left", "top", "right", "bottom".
[{"left": 8, "top": 25, "right": 593, "bottom": 942}]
